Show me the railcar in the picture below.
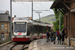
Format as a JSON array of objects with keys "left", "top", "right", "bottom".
[
  {"left": 12, "top": 17, "right": 33, "bottom": 42},
  {"left": 12, "top": 17, "right": 51, "bottom": 42}
]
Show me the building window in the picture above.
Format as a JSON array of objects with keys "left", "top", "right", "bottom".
[{"left": 1, "top": 24, "right": 5, "bottom": 30}]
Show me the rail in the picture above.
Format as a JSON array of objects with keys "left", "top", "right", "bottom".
[{"left": 10, "top": 43, "right": 29, "bottom": 50}]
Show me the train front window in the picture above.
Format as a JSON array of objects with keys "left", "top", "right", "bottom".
[{"left": 14, "top": 22, "right": 26, "bottom": 32}]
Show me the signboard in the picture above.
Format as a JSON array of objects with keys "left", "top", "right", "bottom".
[{"left": 16, "top": 22, "right": 25, "bottom": 24}]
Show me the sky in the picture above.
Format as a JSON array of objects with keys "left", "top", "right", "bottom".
[{"left": 0, "top": 0, "right": 54, "bottom": 20}]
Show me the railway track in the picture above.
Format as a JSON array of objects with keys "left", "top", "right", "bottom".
[
  {"left": 10, "top": 43, "right": 29, "bottom": 50},
  {"left": 21, "top": 44, "right": 28, "bottom": 50},
  {"left": 10, "top": 43, "right": 17, "bottom": 50}
]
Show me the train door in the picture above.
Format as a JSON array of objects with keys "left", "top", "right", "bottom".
[{"left": 27, "top": 23, "right": 31, "bottom": 36}]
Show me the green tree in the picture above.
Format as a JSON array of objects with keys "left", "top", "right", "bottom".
[{"left": 53, "top": 9, "right": 64, "bottom": 32}]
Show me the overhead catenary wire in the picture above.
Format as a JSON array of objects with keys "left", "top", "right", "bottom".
[
  {"left": 21, "top": 2, "right": 53, "bottom": 12},
  {"left": 18, "top": 2, "right": 54, "bottom": 18},
  {"left": 19, "top": 3, "right": 30, "bottom": 17},
  {"left": 22, "top": 3, "right": 53, "bottom": 13},
  {"left": 21, "top": 2, "right": 53, "bottom": 15},
  {"left": 39, "top": 1, "right": 54, "bottom": 13},
  {"left": 21, "top": 3, "right": 31, "bottom": 9},
  {"left": 21, "top": 2, "right": 44, "bottom": 10},
  {"left": 13, "top": 1, "right": 53, "bottom": 13}
]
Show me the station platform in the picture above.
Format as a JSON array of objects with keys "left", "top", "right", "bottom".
[{"left": 28, "top": 39, "right": 75, "bottom": 50}]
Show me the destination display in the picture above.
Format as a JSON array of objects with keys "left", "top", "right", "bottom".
[{"left": 16, "top": 22, "right": 25, "bottom": 24}]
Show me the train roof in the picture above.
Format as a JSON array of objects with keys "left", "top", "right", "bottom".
[
  {"left": 13, "top": 17, "right": 32, "bottom": 23},
  {"left": 13, "top": 17, "right": 51, "bottom": 27},
  {"left": 14, "top": 17, "right": 30, "bottom": 20},
  {"left": 33, "top": 21, "right": 51, "bottom": 27}
]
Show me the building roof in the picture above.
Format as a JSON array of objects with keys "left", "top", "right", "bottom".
[
  {"left": 0, "top": 14, "right": 10, "bottom": 22},
  {"left": 12, "top": 17, "right": 32, "bottom": 21},
  {"left": 50, "top": 0, "right": 71, "bottom": 14},
  {"left": 12, "top": 0, "right": 53, "bottom": 2},
  {"left": 51, "top": 0, "right": 71, "bottom": 9}
]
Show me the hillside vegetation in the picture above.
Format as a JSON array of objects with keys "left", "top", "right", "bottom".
[{"left": 36, "top": 14, "right": 56, "bottom": 24}]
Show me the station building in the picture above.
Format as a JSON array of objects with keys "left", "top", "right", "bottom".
[
  {"left": 0, "top": 11, "right": 10, "bottom": 41},
  {"left": 51, "top": 0, "right": 75, "bottom": 46}
]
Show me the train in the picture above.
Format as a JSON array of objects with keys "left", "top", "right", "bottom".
[{"left": 12, "top": 17, "right": 51, "bottom": 42}]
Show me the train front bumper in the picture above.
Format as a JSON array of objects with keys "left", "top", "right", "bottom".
[{"left": 12, "top": 38, "right": 30, "bottom": 42}]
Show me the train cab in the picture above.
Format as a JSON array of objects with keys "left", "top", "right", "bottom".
[{"left": 12, "top": 17, "right": 32, "bottom": 42}]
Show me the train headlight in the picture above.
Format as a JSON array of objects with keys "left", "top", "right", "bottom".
[
  {"left": 23, "top": 32, "right": 25, "bottom": 33},
  {"left": 12, "top": 36, "right": 14, "bottom": 38},
  {"left": 26, "top": 36, "right": 30, "bottom": 38}
]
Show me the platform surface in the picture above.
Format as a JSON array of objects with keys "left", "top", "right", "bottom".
[{"left": 28, "top": 39, "right": 75, "bottom": 50}]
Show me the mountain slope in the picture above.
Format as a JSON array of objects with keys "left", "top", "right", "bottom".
[{"left": 36, "top": 14, "right": 56, "bottom": 24}]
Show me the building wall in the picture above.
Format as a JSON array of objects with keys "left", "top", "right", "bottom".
[
  {"left": 71, "top": 3, "right": 75, "bottom": 9},
  {"left": 63, "top": 2, "right": 75, "bottom": 38},
  {"left": 64, "top": 12, "right": 75, "bottom": 38},
  {"left": 64, "top": 13, "right": 69, "bottom": 37},
  {"left": 70, "top": 12, "right": 75, "bottom": 38},
  {"left": 63, "top": 0, "right": 75, "bottom": 45},
  {"left": 0, "top": 22, "right": 10, "bottom": 41},
  {"left": 69, "top": 2, "right": 75, "bottom": 38},
  {"left": 71, "top": 0, "right": 75, "bottom": 3}
]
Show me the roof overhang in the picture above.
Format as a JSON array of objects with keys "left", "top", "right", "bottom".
[
  {"left": 71, "top": 9, "right": 75, "bottom": 12},
  {"left": 50, "top": 0, "right": 62, "bottom": 9},
  {"left": 12, "top": 0, "right": 53, "bottom": 2},
  {"left": 50, "top": 0, "right": 71, "bottom": 14},
  {"left": 50, "top": 0, "right": 71, "bottom": 9}
]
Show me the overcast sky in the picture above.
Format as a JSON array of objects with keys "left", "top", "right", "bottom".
[{"left": 0, "top": 0, "right": 54, "bottom": 20}]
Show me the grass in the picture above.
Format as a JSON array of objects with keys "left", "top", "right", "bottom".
[
  {"left": 0, "top": 39, "right": 10, "bottom": 45},
  {"left": 26, "top": 48, "right": 28, "bottom": 50},
  {"left": 36, "top": 15, "right": 55, "bottom": 24}
]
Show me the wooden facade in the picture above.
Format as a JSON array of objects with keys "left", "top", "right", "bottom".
[{"left": 51, "top": 0, "right": 75, "bottom": 38}]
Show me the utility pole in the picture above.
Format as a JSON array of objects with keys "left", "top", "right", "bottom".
[
  {"left": 59, "top": 12, "right": 61, "bottom": 34},
  {"left": 36, "top": 12, "right": 41, "bottom": 21},
  {"left": 31, "top": 0, "right": 34, "bottom": 35},
  {"left": 69, "top": 10, "right": 71, "bottom": 46},
  {"left": 10, "top": 0, "right": 12, "bottom": 41},
  {"left": 32, "top": 0, "right": 33, "bottom": 20}
]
